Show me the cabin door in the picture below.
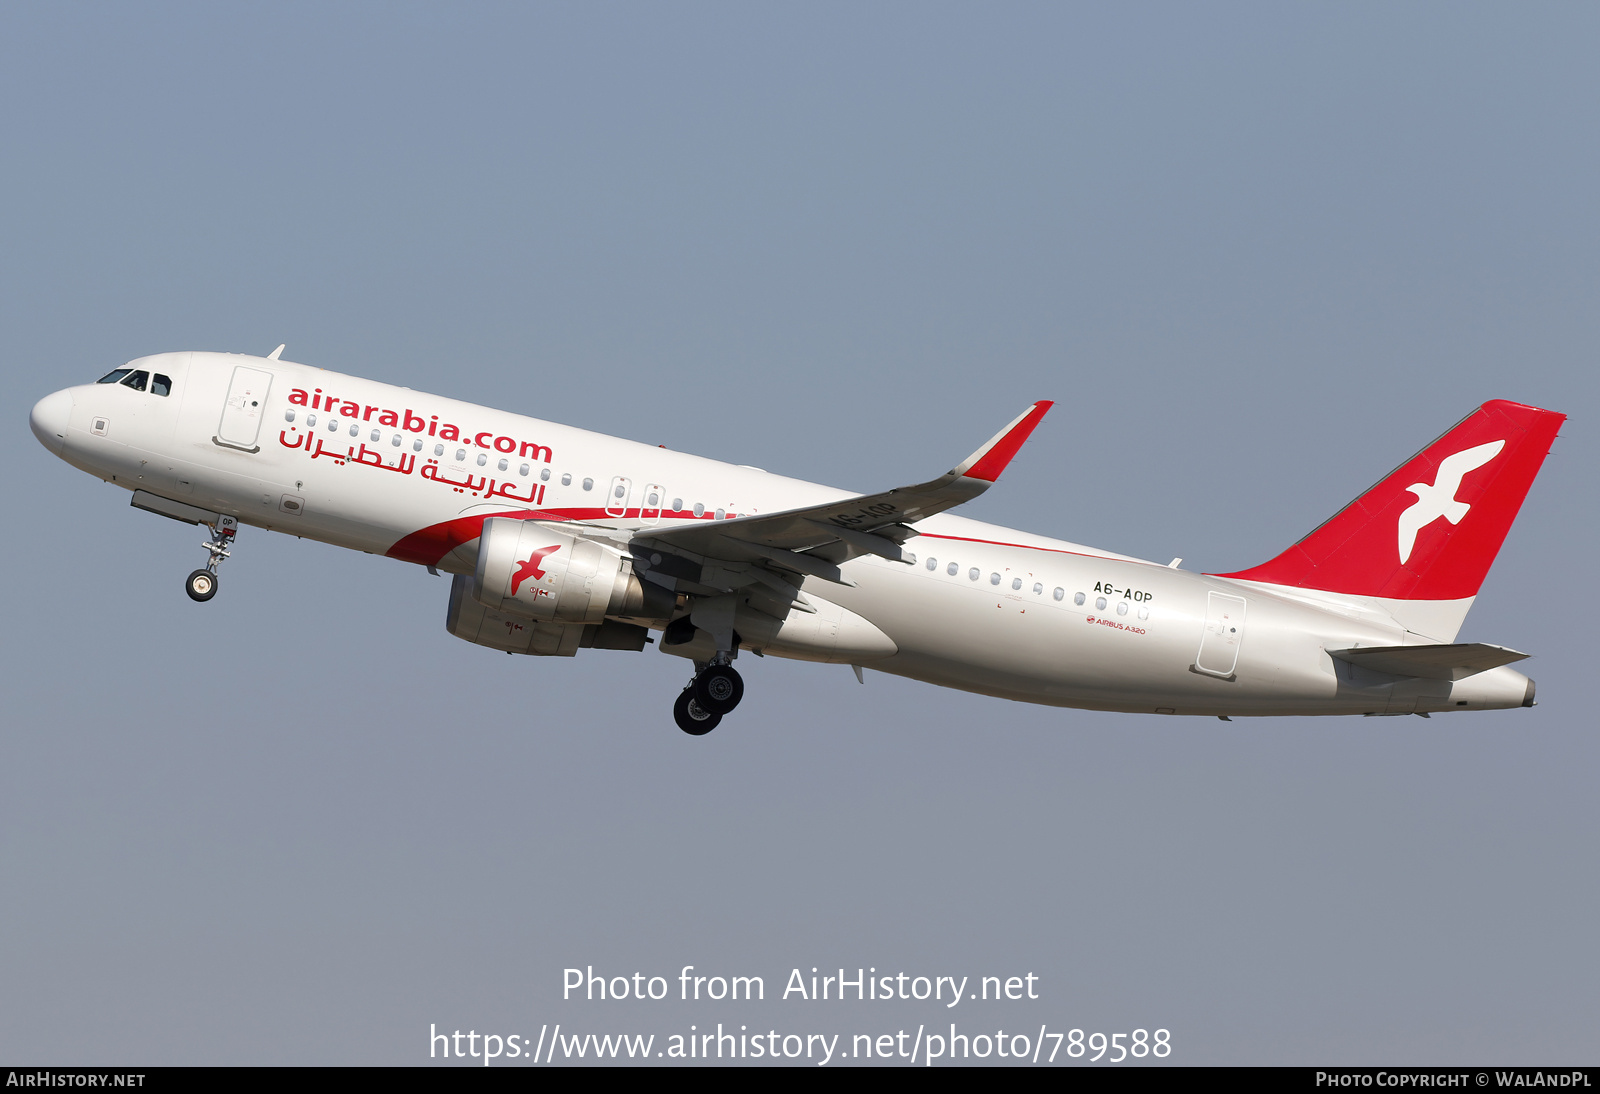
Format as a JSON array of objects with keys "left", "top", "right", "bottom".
[{"left": 215, "top": 366, "right": 273, "bottom": 452}]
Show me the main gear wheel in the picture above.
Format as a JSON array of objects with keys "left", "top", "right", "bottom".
[
  {"left": 693, "top": 664, "right": 744, "bottom": 715},
  {"left": 673, "top": 690, "right": 721, "bottom": 735}
]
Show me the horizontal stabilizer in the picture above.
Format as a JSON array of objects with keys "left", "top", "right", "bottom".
[{"left": 1327, "top": 642, "right": 1528, "bottom": 681}]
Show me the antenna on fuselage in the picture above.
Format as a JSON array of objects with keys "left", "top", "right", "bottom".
[{"left": 267, "top": 344, "right": 285, "bottom": 361}]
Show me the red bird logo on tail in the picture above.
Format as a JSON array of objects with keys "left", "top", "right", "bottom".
[{"left": 510, "top": 544, "right": 561, "bottom": 596}]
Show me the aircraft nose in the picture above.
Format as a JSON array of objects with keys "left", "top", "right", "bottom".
[{"left": 30, "top": 389, "right": 73, "bottom": 455}]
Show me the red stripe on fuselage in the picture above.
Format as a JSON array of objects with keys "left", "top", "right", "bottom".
[
  {"left": 385, "top": 508, "right": 725, "bottom": 566},
  {"left": 917, "top": 533, "right": 1146, "bottom": 566},
  {"left": 386, "top": 509, "right": 568, "bottom": 565}
]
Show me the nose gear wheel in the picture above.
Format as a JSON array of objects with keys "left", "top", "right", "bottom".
[{"left": 185, "top": 569, "right": 218, "bottom": 602}]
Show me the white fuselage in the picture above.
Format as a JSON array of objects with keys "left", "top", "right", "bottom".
[{"left": 34, "top": 351, "right": 1534, "bottom": 717}]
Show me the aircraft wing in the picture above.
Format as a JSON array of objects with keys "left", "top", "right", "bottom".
[{"left": 633, "top": 401, "right": 1052, "bottom": 590}]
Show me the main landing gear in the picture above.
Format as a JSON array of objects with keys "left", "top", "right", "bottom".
[
  {"left": 673, "top": 689, "right": 719, "bottom": 735},
  {"left": 185, "top": 516, "right": 238, "bottom": 603},
  {"left": 672, "top": 660, "right": 744, "bottom": 735}
]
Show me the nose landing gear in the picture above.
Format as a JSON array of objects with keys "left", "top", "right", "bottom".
[
  {"left": 185, "top": 569, "right": 218, "bottom": 601},
  {"left": 672, "top": 659, "right": 744, "bottom": 735},
  {"left": 185, "top": 516, "right": 237, "bottom": 603}
]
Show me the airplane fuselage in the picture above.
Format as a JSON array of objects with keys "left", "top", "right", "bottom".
[{"left": 32, "top": 351, "right": 1537, "bottom": 718}]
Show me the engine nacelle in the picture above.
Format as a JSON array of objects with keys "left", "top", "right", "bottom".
[
  {"left": 449, "top": 574, "right": 585, "bottom": 656},
  {"left": 447, "top": 574, "right": 650, "bottom": 657},
  {"left": 474, "top": 518, "right": 651, "bottom": 625}
]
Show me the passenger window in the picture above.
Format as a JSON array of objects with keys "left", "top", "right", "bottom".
[
  {"left": 562, "top": 473, "right": 572, "bottom": 486},
  {"left": 1095, "top": 597, "right": 1107, "bottom": 611},
  {"left": 349, "top": 423, "right": 359, "bottom": 436},
  {"left": 476, "top": 453, "right": 487, "bottom": 467},
  {"left": 1034, "top": 583, "right": 1043, "bottom": 595},
  {"left": 498, "top": 458, "right": 508, "bottom": 471},
  {"left": 434, "top": 443, "right": 444, "bottom": 456},
  {"left": 1054, "top": 588, "right": 1065, "bottom": 601},
  {"left": 328, "top": 419, "right": 339, "bottom": 431},
  {"left": 391, "top": 434, "right": 401, "bottom": 447},
  {"left": 694, "top": 503, "right": 705, "bottom": 517},
  {"left": 715, "top": 508, "right": 725, "bottom": 519},
  {"left": 97, "top": 369, "right": 132, "bottom": 384},
  {"left": 456, "top": 449, "right": 467, "bottom": 462},
  {"left": 672, "top": 498, "right": 683, "bottom": 511},
  {"left": 519, "top": 463, "right": 530, "bottom": 476},
  {"left": 969, "top": 568, "right": 980, "bottom": 581},
  {"left": 306, "top": 413, "right": 317, "bottom": 427},
  {"left": 647, "top": 491, "right": 659, "bottom": 506},
  {"left": 284, "top": 409, "right": 296, "bottom": 423},
  {"left": 370, "top": 429, "right": 380, "bottom": 442},
  {"left": 413, "top": 439, "right": 424, "bottom": 452},
  {"left": 1138, "top": 606, "right": 1149, "bottom": 620},
  {"left": 1073, "top": 591, "right": 1085, "bottom": 606},
  {"left": 120, "top": 370, "right": 149, "bottom": 392},
  {"left": 947, "top": 562, "right": 959, "bottom": 576},
  {"left": 541, "top": 468, "right": 552, "bottom": 482},
  {"left": 926, "top": 557, "right": 938, "bottom": 570},
  {"left": 152, "top": 374, "right": 172, "bottom": 397},
  {"left": 1011, "top": 577, "right": 1022, "bottom": 590},
  {"left": 990, "top": 573, "right": 1001, "bottom": 585},
  {"left": 1116, "top": 602, "right": 1129, "bottom": 616},
  {"left": 582, "top": 478, "right": 593, "bottom": 491}
]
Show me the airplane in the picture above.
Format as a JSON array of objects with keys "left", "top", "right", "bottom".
[{"left": 29, "top": 349, "right": 1564, "bottom": 734}]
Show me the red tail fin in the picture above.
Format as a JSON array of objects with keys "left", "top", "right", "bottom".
[{"left": 1217, "top": 400, "right": 1565, "bottom": 600}]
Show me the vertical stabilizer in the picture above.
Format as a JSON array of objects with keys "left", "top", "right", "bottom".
[{"left": 1215, "top": 400, "right": 1563, "bottom": 636}]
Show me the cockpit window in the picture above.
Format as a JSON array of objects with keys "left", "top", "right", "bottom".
[{"left": 96, "top": 368, "right": 169, "bottom": 395}]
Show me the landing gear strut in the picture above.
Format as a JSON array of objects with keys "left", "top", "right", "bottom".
[
  {"left": 672, "top": 657, "right": 744, "bottom": 735},
  {"left": 186, "top": 515, "right": 237, "bottom": 603}
]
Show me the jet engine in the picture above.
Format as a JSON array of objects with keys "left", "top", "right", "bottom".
[
  {"left": 447, "top": 574, "right": 650, "bottom": 656},
  {"left": 473, "top": 517, "right": 665, "bottom": 625}
]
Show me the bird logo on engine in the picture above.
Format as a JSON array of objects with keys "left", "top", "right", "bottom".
[{"left": 510, "top": 544, "right": 562, "bottom": 596}]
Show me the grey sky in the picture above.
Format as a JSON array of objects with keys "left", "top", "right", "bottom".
[{"left": 2, "top": 3, "right": 1595, "bottom": 1065}]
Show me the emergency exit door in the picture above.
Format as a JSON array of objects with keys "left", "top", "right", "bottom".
[{"left": 1194, "top": 591, "right": 1247, "bottom": 678}]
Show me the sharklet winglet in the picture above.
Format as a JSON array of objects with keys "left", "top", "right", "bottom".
[{"left": 952, "top": 400, "right": 1054, "bottom": 482}]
